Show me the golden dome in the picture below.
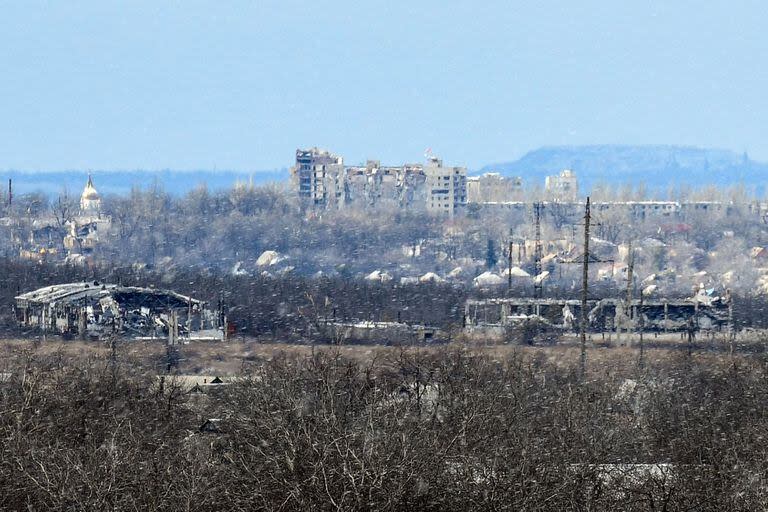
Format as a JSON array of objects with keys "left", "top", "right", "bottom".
[{"left": 81, "top": 175, "right": 100, "bottom": 200}]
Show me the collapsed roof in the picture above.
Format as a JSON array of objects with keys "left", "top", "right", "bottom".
[
  {"left": 15, "top": 282, "right": 216, "bottom": 340},
  {"left": 15, "top": 282, "right": 203, "bottom": 310}
]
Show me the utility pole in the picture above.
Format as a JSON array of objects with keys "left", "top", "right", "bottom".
[
  {"left": 727, "top": 288, "right": 734, "bottom": 358},
  {"left": 164, "top": 310, "right": 179, "bottom": 376},
  {"left": 625, "top": 240, "right": 634, "bottom": 316},
  {"left": 638, "top": 289, "right": 645, "bottom": 368},
  {"left": 625, "top": 240, "right": 635, "bottom": 344},
  {"left": 534, "top": 202, "right": 543, "bottom": 298},
  {"left": 580, "top": 197, "right": 591, "bottom": 378},
  {"left": 508, "top": 240, "right": 513, "bottom": 292},
  {"left": 188, "top": 298, "right": 193, "bottom": 340},
  {"left": 7, "top": 179, "right": 11, "bottom": 207}
]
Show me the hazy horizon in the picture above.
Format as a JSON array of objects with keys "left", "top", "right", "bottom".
[{"left": 0, "top": 143, "right": 762, "bottom": 175}]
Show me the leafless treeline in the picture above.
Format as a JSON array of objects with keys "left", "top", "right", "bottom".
[
  {"left": 5, "top": 183, "right": 768, "bottom": 293},
  {"left": 4, "top": 258, "right": 768, "bottom": 338},
  {"left": 1, "top": 347, "right": 768, "bottom": 510}
]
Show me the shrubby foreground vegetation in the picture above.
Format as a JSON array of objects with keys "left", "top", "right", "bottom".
[{"left": 1, "top": 345, "right": 768, "bottom": 510}]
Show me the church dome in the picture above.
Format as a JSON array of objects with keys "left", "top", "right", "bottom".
[
  {"left": 80, "top": 175, "right": 101, "bottom": 212},
  {"left": 81, "top": 175, "right": 100, "bottom": 201}
]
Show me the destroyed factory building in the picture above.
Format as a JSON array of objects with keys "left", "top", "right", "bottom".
[
  {"left": 464, "top": 295, "right": 732, "bottom": 338},
  {"left": 15, "top": 282, "right": 223, "bottom": 340}
]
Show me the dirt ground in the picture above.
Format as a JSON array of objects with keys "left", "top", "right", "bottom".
[{"left": 0, "top": 332, "right": 762, "bottom": 379}]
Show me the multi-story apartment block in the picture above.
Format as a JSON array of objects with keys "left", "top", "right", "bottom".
[
  {"left": 466, "top": 172, "right": 523, "bottom": 203},
  {"left": 399, "top": 164, "right": 428, "bottom": 208},
  {"left": 345, "top": 160, "right": 427, "bottom": 207},
  {"left": 424, "top": 156, "right": 467, "bottom": 217},
  {"left": 544, "top": 169, "right": 578, "bottom": 202},
  {"left": 345, "top": 160, "right": 402, "bottom": 206},
  {"left": 291, "top": 149, "right": 465, "bottom": 215},
  {"left": 292, "top": 148, "right": 345, "bottom": 207}
]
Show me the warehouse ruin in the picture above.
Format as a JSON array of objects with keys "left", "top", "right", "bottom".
[
  {"left": 15, "top": 282, "right": 224, "bottom": 341},
  {"left": 318, "top": 318, "right": 442, "bottom": 344},
  {"left": 464, "top": 294, "right": 732, "bottom": 337}
]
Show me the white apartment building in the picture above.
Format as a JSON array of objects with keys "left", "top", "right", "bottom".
[
  {"left": 291, "top": 148, "right": 465, "bottom": 214},
  {"left": 545, "top": 169, "right": 578, "bottom": 202},
  {"left": 466, "top": 172, "right": 523, "bottom": 203},
  {"left": 292, "top": 148, "right": 345, "bottom": 207},
  {"left": 345, "top": 160, "right": 423, "bottom": 207},
  {"left": 424, "top": 156, "right": 467, "bottom": 217}
]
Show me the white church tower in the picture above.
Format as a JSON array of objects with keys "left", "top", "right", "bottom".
[{"left": 80, "top": 174, "right": 101, "bottom": 213}]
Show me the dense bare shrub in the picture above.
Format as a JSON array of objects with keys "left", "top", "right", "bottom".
[{"left": 1, "top": 347, "right": 768, "bottom": 509}]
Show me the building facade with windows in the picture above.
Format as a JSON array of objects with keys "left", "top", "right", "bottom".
[
  {"left": 424, "top": 156, "right": 467, "bottom": 217},
  {"left": 291, "top": 148, "right": 463, "bottom": 214},
  {"left": 545, "top": 169, "right": 578, "bottom": 202},
  {"left": 292, "top": 147, "right": 345, "bottom": 207},
  {"left": 467, "top": 172, "right": 523, "bottom": 203}
]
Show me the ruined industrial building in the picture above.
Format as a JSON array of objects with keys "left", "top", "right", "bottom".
[
  {"left": 318, "top": 318, "right": 442, "bottom": 344},
  {"left": 15, "top": 282, "right": 224, "bottom": 341},
  {"left": 464, "top": 293, "right": 732, "bottom": 339}
]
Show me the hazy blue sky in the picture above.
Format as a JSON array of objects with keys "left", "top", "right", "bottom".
[{"left": 1, "top": 1, "right": 766, "bottom": 171}]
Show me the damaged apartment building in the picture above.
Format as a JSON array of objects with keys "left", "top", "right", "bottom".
[
  {"left": 15, "top": 282, "right": 224, "bottom": 341},
  {"left": 291, "top": 148, "right": 467, "bottom": 216}
]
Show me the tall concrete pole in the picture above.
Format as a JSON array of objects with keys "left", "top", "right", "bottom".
[
  {"left": 639, "top": 289, "right": 645, "bottom": 368},
  {"left": 507, "top": 240, "right": 514, "bottom": 293},
  {"left": 626, "top": 240, "right": 634, "bottom": 319},
  {"left": 534, "top": 202, "right": 543, "bottom": 298},
  {"left": 580, "top": 197, "right": 591, "bottom": 378},
  {"left": 624, "top": 239, "right": 635, "bottom": 346}
]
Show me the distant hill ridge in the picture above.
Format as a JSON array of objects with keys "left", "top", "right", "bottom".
[
  {"left": 476, "top": 145, "right": 766, "bottom": 194},
  {"left": 4, "top": 145, "right": 766, "bottom": 199}
]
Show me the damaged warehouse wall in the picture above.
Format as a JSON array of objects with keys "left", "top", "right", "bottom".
[
  {"left": 15, "top": 281, "right": 224, "bottom": 341},
  {"left": 464, "top": 295, "right": 731, "bottom": 336},
  {"left": 317, "top": 318, "right": 442, "bottom": 344}
]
